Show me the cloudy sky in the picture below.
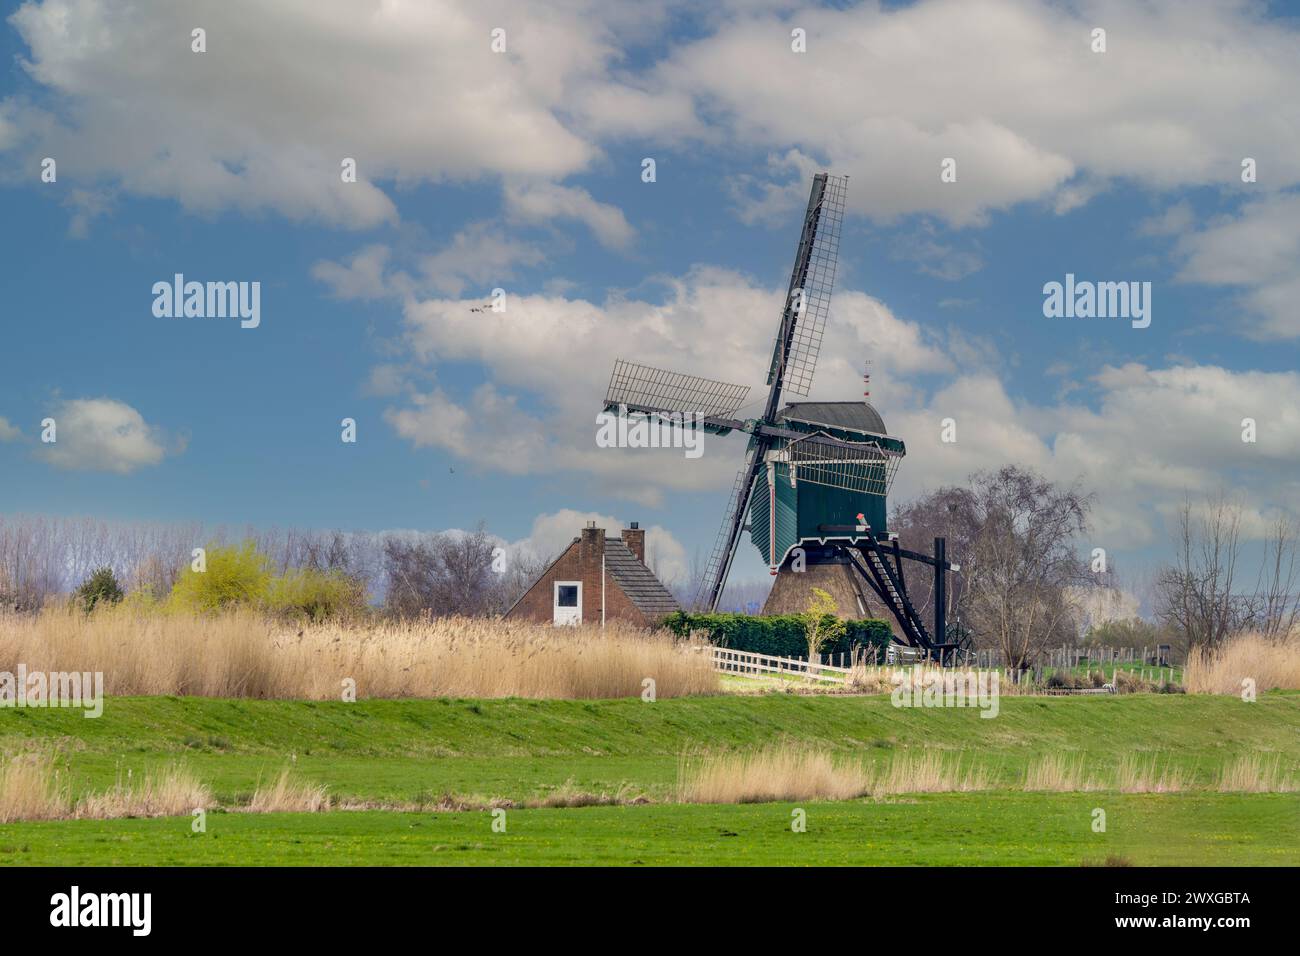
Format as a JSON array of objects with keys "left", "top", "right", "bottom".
[{"left": 1, "top": 0, "right": 1297, "bottom": 591}]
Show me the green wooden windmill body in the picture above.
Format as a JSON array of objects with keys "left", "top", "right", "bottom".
[{"left": 746, "top": 402, "right": 904, "bottom": 569}]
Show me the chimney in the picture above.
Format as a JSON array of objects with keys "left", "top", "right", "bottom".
[
  {"left": 621, "top": 521, "right": 646, "bottom": 564},
  {"left": 580, "top": 522, "right": 605, "bottom": 565}
]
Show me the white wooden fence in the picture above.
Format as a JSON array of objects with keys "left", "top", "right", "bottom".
[{"left": 708, "top": 646, "right": 851, "bottom": 684}]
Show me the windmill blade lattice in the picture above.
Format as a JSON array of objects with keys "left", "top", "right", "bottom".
[
  {"left": 694, "top": 448, "right": 763, "bottom": 610},
  {"left": 605, "top": 359, "right": 751, "bottom": 418},
  {"left": 775, "top": 174, "right": 847, "bottom": 398}
]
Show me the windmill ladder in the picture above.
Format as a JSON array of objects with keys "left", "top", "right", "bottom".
[{"left": 847, "top": 542, "right": 934, "bottom": 650}]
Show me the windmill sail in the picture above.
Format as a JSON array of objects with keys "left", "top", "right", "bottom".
[
  {"left": 766, "top": 173, "right": 847, "bottom": 401},
  {"left": 695, "top": 448, "right": 763, "bottom": 611},
  {"left": 696, "top": 174, "right": 849, "bottom": 611},
  {"left": 605, "top": 359, "right": 751, "bottom": 419}
]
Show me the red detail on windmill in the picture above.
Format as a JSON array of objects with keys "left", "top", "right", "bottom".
[
  {"left": 863, "top": 359, "right": 872, "bottom": 399},
  {"left": 855, "top": 512, "right": 868, "bottom": 532}
]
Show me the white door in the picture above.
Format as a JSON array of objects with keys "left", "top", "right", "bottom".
[{"left": 553, "top": 581, "right": 581, "bottom": 625}]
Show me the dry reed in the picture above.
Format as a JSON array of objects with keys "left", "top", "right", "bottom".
[
  {"left": 1024, "top": 754, "right": 1092, "bottom": 791},
  {"left": 678, "top": 746, "right": 872, "bottom": 804},
  {"left": 1, "top": 753, "right": 210, "bottom": 821},
  {"left": 870, "top": 751, "right": 991, "bottom": 794},
  {"left": 1185, "top": 632, "right": 1300, "bottom": 694},
  {"left": 1025, "top": 754, "right": 1188, "bottom": 792},
  {"left": 1113, "top": 755, "right": 1187, "bottom": 793},
  {"left": 0, "top": 607, "right": 716, "bottom": 700},
  {"left": 75, "top": 763, "right": 212, "bottom": 819},
  {"left": 0, "top": 751, "right": 69, "bottom": 822},
  {"left": 1216, "top": 754, "right": 1298, "bottom": 793},
  {"left": 677, "top": 745, "right": 991, "bottom": 803},
  {"left": 246, "top": 767, "right": 331, "bottom": 812}
]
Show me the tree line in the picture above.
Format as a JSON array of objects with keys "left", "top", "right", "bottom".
[{"left": 0, "top": 515, "right": 548, "bottom": 619}]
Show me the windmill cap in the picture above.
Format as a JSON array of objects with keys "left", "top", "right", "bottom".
[{"left": 778, "top": 401, "right": 887, "bottom": 435}]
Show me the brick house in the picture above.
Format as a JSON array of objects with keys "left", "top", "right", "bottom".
[{"left": 505, "top": 521, "right": 680, "bottom": 627}]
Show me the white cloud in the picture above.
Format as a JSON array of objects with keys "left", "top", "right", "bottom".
[
  {"left": 1137, "top": 199, "right": 1194, "bottom": 238},
  {"left": 3, "top": 0, "right": 623, "bottom": 227},
  {"left": 613, "top": 0, "right": 1300, "bottom": 224},
  {"left": 362, "top": 363, "right": 410, "bottom": 399},
  {"left": 10, "top": 0, "right": 1298, "bottom": 235},
  {"left": 1174, "top": 193, "right": 1300, "bottom": 339},
  {"left": 726, "top": 150, "right": 824, "bottom": 225},
  {"left": 62, "top": 187, "right": 113, "bottom": 238},
  {"left": 36, "top": 398, "right": 171, "bottom": 474},
  {"left": 0, "top": 416, "right": 21, "bottom": 441},
  {"left": 383, "top": 383, "right": 550, "bottom": 474},
  {"left": 504, "top": 181, "right": 634, "bottom": 249},
  {"left": 888, "top": 224, "right": 984, "bottom": 280},
  {"left": 420, "top": 223, "right": 547, "bottom": 297},
  {"left": 890, "top": 363, "right": 1300, "bottom": 549},
  {"left": 311, "top": 245, "right": 394, "bottom": 301}
]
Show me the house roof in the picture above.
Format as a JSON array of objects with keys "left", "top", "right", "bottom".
[
  {"left": 778, "top": 401, "right": 888, "bottom": 436},
  {"left": 502, "top": 533, "right": 681, "bottom": 622},
  {"left": 603, "top": 538, "right": 682, "bottom": 619}
]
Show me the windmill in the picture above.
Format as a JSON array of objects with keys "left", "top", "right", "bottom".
[{"left": 600, "top": 173, "right": 964, "bottom": 659}]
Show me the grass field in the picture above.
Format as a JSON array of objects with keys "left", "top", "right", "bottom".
[
  {"left": 2, "top": 691, "right": 1297, "bottom": 865},
  {"left": 1, "top": 794, "right": 1294, "bottom": 866}
]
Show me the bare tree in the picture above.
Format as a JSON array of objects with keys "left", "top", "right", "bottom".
[
  {"left": 381, "top": 524, "right": 501, "bottom": 618},
  {"left": 492, "top": 547, "right": 550, "bottom": 614},
  {"left": 965, "top": 468, "right": 1091, "bottom": 667},
  {"left": 1156, "top": 495, "right": 1299, "bottom": 649},
  {"left": 433, "top": 525, "right": 499, "bottom": 616},
  {"left": 1255, "top": 513, "right": 1300, "bottom": 639},
  {"left": 381, "top": 536, "right": 441, "bottom": 618},
  {"left": 1155, "top": 494, "right": 1251, "bottom": 651},
  {"left": 893, "top": 468, "right": 1090, "bottom": 666}
]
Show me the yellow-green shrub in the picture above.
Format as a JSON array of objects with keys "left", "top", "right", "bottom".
[
  {"left": 168, "top": 541, "right": 273, "bottom": 612},
  {"left": 266, "top": 567, "right": 367, "bottom": 622}
]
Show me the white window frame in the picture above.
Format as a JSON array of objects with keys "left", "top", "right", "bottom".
[{"left": 553, "top": 580, "right": 582, "bottom": 625}]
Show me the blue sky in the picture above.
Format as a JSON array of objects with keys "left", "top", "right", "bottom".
[{"left": 1, "top": 0, "right": 1298, "bottom": 595}]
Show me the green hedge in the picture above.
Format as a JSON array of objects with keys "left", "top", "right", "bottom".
[{"left": 662, "top": 612, "right": 893, "bottom": 660}]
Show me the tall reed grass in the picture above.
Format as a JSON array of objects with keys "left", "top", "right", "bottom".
[
  {"left": 1216, "top": 754, "right": 1298, "bottom": 792},
  {"left": 1184, "top": 632, "right": 1300, "bottom": 694},
  {"left": 680, "top": 745, "right": 1291, "bottom": 804},
  {"left": 1025, "top": 754, "right": 1191, "bottom": 792},
  {"left": 246, "top": 767, "right": 330, "bottom": 813},
  {"left": 75, "top": 763, "right": 213, "bottom": 818},
  {"left": 0, "top": 752, "right": 68, "bottom": 822},
  {"left": 0, "top": 607, "right": 715, "bottom": 700},
  {"left": 678, "top": 747, "right": 872, "bottom": 803},
  {"left": 677, "top": 746, "right": 989, "bottom": 803},
  {"left": 0, "top": 752, "right": 210, "bottom": 821}
]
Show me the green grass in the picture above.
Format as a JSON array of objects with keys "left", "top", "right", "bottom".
[
  {"left": 1, "top": 793, "right": 1294, "bottom": 866},
  {"left": 3, "top": 692, "right": 1296, "bottom": 865},
  {"left": 3, "top": 692, "right": 1296, "bottom": 803}
]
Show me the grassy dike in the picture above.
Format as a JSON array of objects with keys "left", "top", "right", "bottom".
[
  {"left": 2, "top": 692, "right": 1297, "bottom": 865},
  {"left": 2, "top": 692, "right": 1297, "bottom": 804}
]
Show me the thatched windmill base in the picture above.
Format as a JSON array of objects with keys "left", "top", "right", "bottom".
[{"left": 761, "top": 545, "right": 883, "bottom": 623}]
